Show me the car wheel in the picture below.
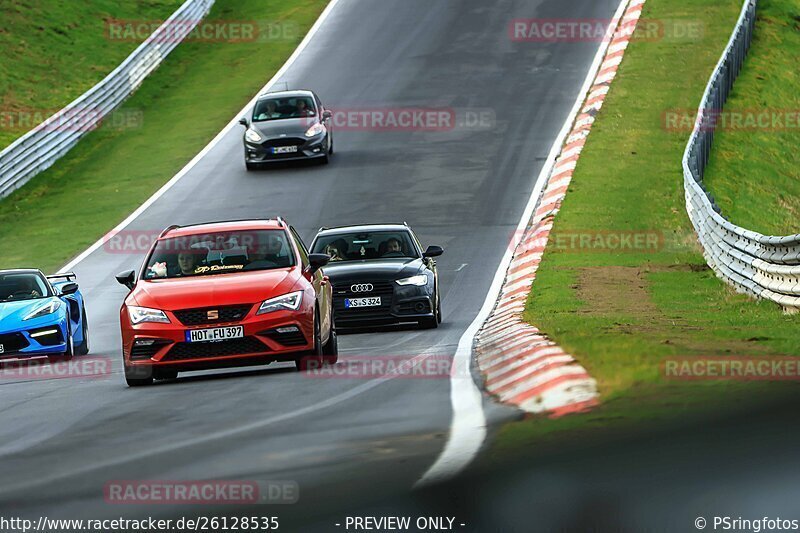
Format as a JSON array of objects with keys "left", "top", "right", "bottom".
[
  {"left": 320, "top": 153, "right": 330, "bottom": 165},
  {"left": 296, "top": 310, "right": 324, "bottom": 371},
  {"left": 48, "top": 326, "right": 75, "bottom": 363},
  {"left": 124, "top": 363, "right": 153, "bottom": 387},
  {"left": 322, "top": 321, "right": 338, "bottom": 365},
  {"left": 245, "top": 161, "right": 259, "bottom": 171},
  {"left": 76, "top": 305, "right": 89, "bottom": 355},
  {"left": 436, "top": 290, "right": 443, "bottom": 324},
  {"left": 328, "top": 137, "right": 334, "bottom": 155}
]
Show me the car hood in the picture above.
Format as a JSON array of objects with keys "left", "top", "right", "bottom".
[
  {"left": 0, "top": 298, "right": 59, "bottom": 328},
  {"left": 322, "top": 258, "right": 424, "bottom": 282},
  {"left": 130, "top": 270, "right": 299, "bottom": 311},
  {"left": 251, "top": 118, "right": 315, "bottom": 139}
]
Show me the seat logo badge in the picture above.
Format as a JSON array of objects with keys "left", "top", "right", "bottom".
[
  {"left": 351, "top": 284, "right": 373, "bottom": 293},
  {"left": 0, "top": 344, "right": 4, "bottom": 354},
  {"left": 207, "top": 310, "right": 219, "bottom": 320}
]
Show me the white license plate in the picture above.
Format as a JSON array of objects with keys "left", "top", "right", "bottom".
[
  {"left": 186, "top": 326, "right": 244, "bottom": 343},
  {"left": 345, "top": 297, "right": 381, "bottom": 308},
  {"left": 272, "top": 146, "right": 298, "bottom": 154}
]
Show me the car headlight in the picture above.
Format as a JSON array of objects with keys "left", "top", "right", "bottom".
[
  {"left": 23, "top": 300, "right": 62, "bottom": 321},
  {"left": 396, "top": 275, "right": 428, "bottom": 286},
  {"left": 304, "top": 123, "right": 325, "bottom": 138},
  {"left": 257, "top": 291, "right": 303, "bottom": 315},
  {"left": 245, "top": 128, "right": 262, "bottom": 143},
  {"left": 128, "top": 306, "right": 171, "bottom": 325}
]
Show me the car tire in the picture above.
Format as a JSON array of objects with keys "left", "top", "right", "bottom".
[
  {"left": 322, "top": 321, "right": 338, "bottom": 365},
  {"left": 125, "top": 363, "right": 153, "bottom": 387},
  {"left": 320, "top": 153, "right": 330, "bottom": 165},
  {"left": 419, "top": 290, "right": 440, "bottom": 329},
  {"left": 76, "top": 305, "right": 89, "bottom": 355},
  {"left": 296, "top": 311, "right": 324, "bottom": 371},
  {"left": 328, "top": 137, "right": 334, "bottom": 155},
  {"left": 245, "top": 161, "right": 259, "bottom": 171},
  {"left": 48, "top": 326, "right": 75, "bottom": 363}
]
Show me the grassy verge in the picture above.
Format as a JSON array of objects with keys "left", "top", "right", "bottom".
[
  {"left": 0, "top": 0, "right": 328, "bottom": 271},
  {"left": 0, "top": 0, "right": 182, "bottom": 149},
  {"left": 490, "top": 0, "right": 800, "bottom": 458},
  {"left": 702, "top": 1, "right": 800, "bottom": 235}
]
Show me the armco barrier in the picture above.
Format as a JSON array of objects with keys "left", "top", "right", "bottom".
[
  {"left": 682, "top": 0, "right": 800, "bottom": 310},
  {"left": 0, "top": 0, "right": 215, "bottom": 199}
]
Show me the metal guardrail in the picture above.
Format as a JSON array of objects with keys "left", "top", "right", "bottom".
[
  {"left": 683, "top": 0, "right": 800, "bottom": 310},
  {"left": 0, "top": 0, "right": 215, "bottom": 199}
]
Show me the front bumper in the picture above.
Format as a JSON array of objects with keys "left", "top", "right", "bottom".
[
  {"left": 0, "top": 319, "right": 68, "bottom": 358},
  {"left": 121, "top": 306, "right": 314, "bottom": 370},
  {"left": 244, "top": 134, "right": 328, "bottom": 163},
  {"left": 332, "top": 281, "right": 435, "bottom": 327}
]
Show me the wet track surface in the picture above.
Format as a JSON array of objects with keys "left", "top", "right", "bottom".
[{"left": 0, "top": 0, "right": 620, "bottom": 526}]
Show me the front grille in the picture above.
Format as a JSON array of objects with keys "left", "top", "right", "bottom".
[
  {"left": 0, "top": 332, "right": 29, "bottom": 353},
  {"left": 263, "top": 138, "right": 305, "bottom": 148},
  {"left": 258, "top": 328, "right": 307, "bottom": 347},
  {"left": 162, "top": 337, "right": 269, "bottom": 361},
  {"left": 332, "top": 280, "right": 395, "bottom": 322},
  {"left": 173, "top": 305, "right": 252, "bottom": 326},
  {"left": 131, "top": 339, "right": 172, "bottom": 360}
]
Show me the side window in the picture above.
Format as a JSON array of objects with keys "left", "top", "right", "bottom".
[{"left": 290, "top": 227, "right": 310, "bottom": 267}]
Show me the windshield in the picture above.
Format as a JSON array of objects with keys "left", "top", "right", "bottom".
[
  {"left": 252, "top": 96, "right": 316, "bottom": 122},
  {"left": 311, "top": 231, "right": 419, "bottom": 262},
  {"left": 143, "top": 230, "right": 295, "bottom": 280},
  {"left": 0, "top": 272, "right": 52, "bottom": 302}
]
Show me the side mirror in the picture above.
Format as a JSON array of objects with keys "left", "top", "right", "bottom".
[
  {"left": 116, "top": 270, "right": 136, "bottom": 290},
  {"left": 307, "top": 253, "right": 330, "bottom": 274},
  {"left": 59, "top": 282, "right": 79, "bottom": 296},
  {"left": 239, "top": 117, "right": 249, "bottom": 127},
  {"left": 322, "top": 110, "right": 332, "bottom": 120},
  {"left": 423, "top": 245, "right": 444, "bottom": 258}
]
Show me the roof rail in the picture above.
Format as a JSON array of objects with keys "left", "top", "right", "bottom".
[
  {"left": 276, "top": 216, "right": 287, "bottom": 228},
  {"left": 159, "top": 224, "right": 181, "bottom": 238}
]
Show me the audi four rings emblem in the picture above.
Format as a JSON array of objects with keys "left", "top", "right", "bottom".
[{"left": 351, "top": 283, "right": 373, "bottom": 293}]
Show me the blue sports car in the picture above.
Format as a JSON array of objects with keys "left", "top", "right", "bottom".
[{"left": 0, "top": 269, "right": 89, "bottom": 362}]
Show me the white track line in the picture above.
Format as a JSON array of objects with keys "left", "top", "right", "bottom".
[
  {"left": 415, "top": 0, "right": 632, "bottom": 487},
  {"left": 60, "top": 0, "right": 344, "bottom": 272}
]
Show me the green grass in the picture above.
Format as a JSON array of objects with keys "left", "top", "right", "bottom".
[
  {"left": 0, "top": 0, "right": 183, "bottom": 150},
  {"left": 491, "top": 0, "right": 800, "bottom": 458},
  {"left": 0, "top": 0, "right": 328, "bottom": 271},
  {"left": 702, "top": 0, "right": 800, "bottom": 235}
]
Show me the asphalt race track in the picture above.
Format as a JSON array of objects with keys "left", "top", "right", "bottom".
[{"left": 0, "top": 0, "right": 620, "bottom": 526}]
